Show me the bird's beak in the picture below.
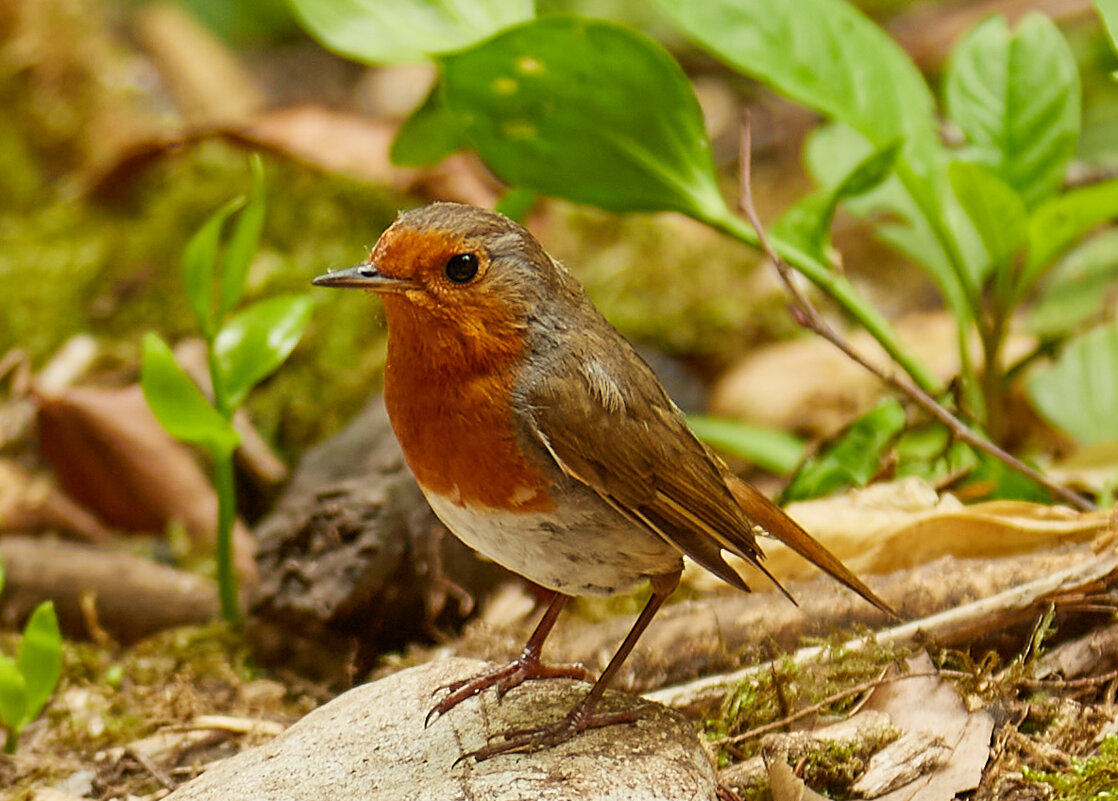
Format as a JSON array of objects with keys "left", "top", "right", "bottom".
[{"left": 311, "top": 264, "right": 418, "bottom": 293}]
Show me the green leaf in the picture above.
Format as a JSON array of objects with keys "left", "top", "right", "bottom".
[
  {"left": 1094, "top": 0, "right": 1118, "bottom": 63},
  {"left": 183, "top": 197, "right": 244, "bottom": 339},
  {"left": 439, "top": 17, "right": 728, "bottom": 221},
  {"left": 954, "top": 448, "right": 1051, "bottom": 503},
  {"left": 390, "top": 84, "right": 470, "bottom": 167},
  {"left": 781, "top": 399, "right": 907, "bottom": 503},
  {"left": 804, "top": 124, "right": 972, "bottom": 319},
  {"left": 685, "top": 415, "right": 807, "bottom": 476},
  {"left": 1023, "top": 178, "right": 1118, "bottom": 292},
  {"left": 0, "top": 655, "right": 26, "bottom": 733},
  {"left": 1029, "top": 319, "right": 1118, "bottom": 445},
  {"left": 774, "top": 139, "right": 901, "bottom": 262},
  {"left": 653, "top": 0, "right": 941, "bottom": 183},
  {"left": 214, "top": 295, "right": 314, "bottom": 409},
  {"left": 140, "top": 333, "right": 240, "bottom": 457},
  {"left": 15, "top": 602, "right": 60, "bottom": 727},
  {"left": 1028, "top": 229, "right": 1118, "bottom": 337},
  {"left": 948, "top": 161, "right": 1028, "bottom": 275},
  {"left": 220, "top": 155, "right": 266, "bottom": 317},
  {"left": 943, "top": 14, "right": 1080, "bottom": 208},
  {"left": 288, "top": 0, "right": 534, "bottom": 64}
]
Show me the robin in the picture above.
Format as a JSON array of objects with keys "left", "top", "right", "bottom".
[{"left": 313, "top": 202, "right": 893, "bottom": 761}]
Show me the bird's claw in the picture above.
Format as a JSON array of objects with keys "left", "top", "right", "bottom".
[
  {"left": 426, "top": 659, "right": 592, "bottom": 728},
  {"left": 457, "top": 707, "right": 642, "bottom": 763}
]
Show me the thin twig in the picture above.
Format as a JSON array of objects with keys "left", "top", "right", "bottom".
[
  {"left": 738, "top": 115, "right": 1094, "bottom": 512},
  {"left": 126, "top": 747, "right": 177, "bottom": 791},
  {"left": 1016, "top": 668, "right": 1118, "bottom": 690}
]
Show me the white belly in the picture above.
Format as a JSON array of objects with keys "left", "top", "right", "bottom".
[{"left": 423, "top": 490, "right": 682, "bottom": 597}]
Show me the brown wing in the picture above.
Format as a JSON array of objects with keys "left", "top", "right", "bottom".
[
  {"left": 524, "top": 341, "right": 788, "bottom": 598},
  {"left": 524, "top": 336, "right": 894, "bottom": 616}
]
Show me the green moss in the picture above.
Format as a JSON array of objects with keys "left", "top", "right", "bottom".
[
  {"left": 1024, "top": 735, "right": 1118, "bottom": 800},
  {"left": 0, "top": 132, "right": 405, "bottom": 454},
  {"left": 704, "top": 635, "right": 908, "bottom": 758}
]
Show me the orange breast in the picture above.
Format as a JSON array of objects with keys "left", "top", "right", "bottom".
[{"left": 381, "top": 296, "right": 554, "bottom": 513}]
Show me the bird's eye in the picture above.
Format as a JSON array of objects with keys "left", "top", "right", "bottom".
[{"left": 444, "top": 253, "right": 479, "bottom": 284}]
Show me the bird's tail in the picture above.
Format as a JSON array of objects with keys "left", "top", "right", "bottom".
[{"left": 725, "top": 475, "right": 898, "bottom": 618}]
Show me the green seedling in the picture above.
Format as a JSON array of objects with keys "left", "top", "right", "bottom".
[
  {"left": 141, "top": 156, "right": 313, "bottom": 622},
  {"left": 0, "top": 560, "right": 62, "bottom": 753}
]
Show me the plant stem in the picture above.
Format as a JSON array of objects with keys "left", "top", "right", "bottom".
[
  {"left": 703, "top": 211, "right": 943, "bottom": 396},
  {"left": 206, "top": 347, "right": 240, "bottom": 624},
  {"left": 5, "top": 729, "right": 18, "bottom": 754},
  {"left": 213, "top": 451, "right": 239, "bottom": 624}
]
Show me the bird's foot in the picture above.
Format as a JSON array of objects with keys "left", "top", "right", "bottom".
[
  {"left": 426, "top": 657, "right": 592, "bottom": 727},
  {"left": 458, "top": 703, "right": 642, "bottom": 763}
]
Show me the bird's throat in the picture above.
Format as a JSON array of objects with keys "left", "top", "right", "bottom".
[{"left": 380, "top": 297, "right": 553, "bottom": 513}]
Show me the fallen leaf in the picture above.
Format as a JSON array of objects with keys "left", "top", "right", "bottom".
[
  {"left": 854, "top": 653, "right": 993, "bottom": 801},
  {"left": 732, "top": 476, "right": 1109, "bottom": 584},
  {"left": 0, "top": 458, "right": 111, "bottom": 542}
]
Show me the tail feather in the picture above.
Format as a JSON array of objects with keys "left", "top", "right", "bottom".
[{"left": 725, "top": 475, "right": 898, "bottom": 618}]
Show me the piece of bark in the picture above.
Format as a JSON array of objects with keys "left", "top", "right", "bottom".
[
  {"left": 249, "top": 396, "right": 507, "bottom": 684},
  {"left": 1034, "top": 621, "right": 1118, "bottom": 681},
  {"left": 0, "top": 537, "right": 217, "bottom": 643}
]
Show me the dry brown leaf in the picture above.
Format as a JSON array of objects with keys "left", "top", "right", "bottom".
[
  {"left": 853, "top": 653, "right": 993, "bottom": 801},
  {"left": 0, "top": 458, "right": 111, "bottom": 542},
  {"left": 35, "top": 384, "right": 256, "bottom": 584},
  {"left": 728, "top": 477, "right": 1110, "bottom": 584},
  {"left": 767, "top": 759, "right": 828, "bottom": 801}
]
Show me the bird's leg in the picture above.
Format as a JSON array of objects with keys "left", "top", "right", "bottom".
[
  {"left": 426, "top": 592, "right": 591, "bottom": 726},
  {"left": 460, "top": 570, "right": 682, "bottom": 762}
]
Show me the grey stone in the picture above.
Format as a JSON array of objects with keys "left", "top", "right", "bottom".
[{"left": 167, "top": 657, "right": 717, "bottom": 801}]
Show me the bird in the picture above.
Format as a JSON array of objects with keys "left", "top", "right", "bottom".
[{"left": 312, "top": 201, "right": 893, "bottom": 761}]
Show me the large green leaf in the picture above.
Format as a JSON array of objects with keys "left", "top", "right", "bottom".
[
  {"left": 1095, "top": 0, "right": 1118, "bottom": 62},
  {"left": 804, "top": 124, "right": 972, "bottom": 318},
  {"left": 439, "top": 17, "right": 728, "bottom": 220},
  {"left": 15, "top": 602, "right": 60, "bottom": 728},
  {"left": 1023, "top": 178, "right": 1118, "bottom": 293},
  {"left": 182, "top": 197, "right": 243, "bottom": 340},
  {"left": 289, "top": 0, "right": 534, "bottom": 64},
  {"left": 219, "top": 155, "right": 266, "bottom": 317},
  {"left": 214, "top": 295, "right": 314, "bottom": 409},
  {"left": 140, "top": 333, "right": 240, "bottom": 457},
  {"left": 390, "top": 85, "right": 470, "bottom": 167},
  {"left": 948, "top": 161, "right": 1028, "bottom": 275},
  {"left": 1029, "top": 319, "right": 1118, "bottom": 445},
  {"left": 653, "top": 0, "right": 940, "bottom": 183},
  {"left": 1029, "top": 229, "right": 1118, "bottom": 337},
  {"left": 943, "top": 14, "right": 1080, "bottom": 208}
]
